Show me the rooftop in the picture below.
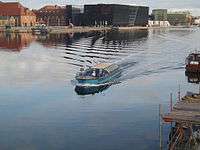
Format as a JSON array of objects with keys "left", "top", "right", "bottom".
[
  {"left": 0, "top": 1, "right": 35, "bottom": 16},
  {"left": 38, "top": 5, "right": 65, "bottom": 11},
  {"left": 94, "top": 63, "right": 112, "bottom": 69}
]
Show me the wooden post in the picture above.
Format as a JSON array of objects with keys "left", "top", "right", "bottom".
[
  {"left": 199, "top": 84, "right": 200, "bottom": 94},
  {"left": 178, "top": 84, "right": 181, "bottom": 101},
  {"left": 159, "top": 104, "right": 163, "bottom": 150},
  {"left": 170, "top": 93, "right": 173, "bottom": 144},
  {"left": 170, "top": 93, "right": 173, "bottom": 112}
]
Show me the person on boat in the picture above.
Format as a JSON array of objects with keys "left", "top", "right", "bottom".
[
  {"left": 92, "top": 70, "right": 96, "bottom": 77},
  {"left": 96, "top": 69, "right": 100, "bottom": 77}
]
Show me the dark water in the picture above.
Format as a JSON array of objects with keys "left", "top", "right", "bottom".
[{"left": 0, "top": 28, "right": 200, "bottom": 150}]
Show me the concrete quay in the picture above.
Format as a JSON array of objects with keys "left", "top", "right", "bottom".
[{"left": 0, "top": 26, "right": 190, "bottom": 34}]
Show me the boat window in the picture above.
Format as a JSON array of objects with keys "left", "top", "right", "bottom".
[
  {"left": 83, "top": 69, "right": 93, "bottom": 76},
  {"left": 102, "top": 70, "right": 109, "bottom": 77},
  {"left": 188, "top": 55, "right": 195, "bottom": 61},
  {"left": 81, "top": 68, "right": 109, "bottom": 78},
  {"left": 94, "top": 69, "right": 108, "bottom": 77}
]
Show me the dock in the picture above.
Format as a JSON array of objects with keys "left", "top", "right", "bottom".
[
  {"left": 0, "top": 26, "right": 172, "bottom": 34},
  {"left": 161, "top": 93, "right": 200, "bottom": 150},
  {"left": 163, "top": 94, "right": 200, "bottom": 124}
]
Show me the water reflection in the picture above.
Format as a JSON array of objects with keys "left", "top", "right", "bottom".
[
  {"left": 32, "top": 30, "right": 149, "bottom": 68},
  {"left": 1, "top": 28, "right": 200, "bottom": 150},
  {"left": 167, "top": 122, "right": 200, "bottom": 150},
  {"left": 103, "top": 30, "right": 148, "bottom": 46},
  {"left": 0, "top": 33, "right": 35, "bottom": 51},
  {"left": 64, "top": 30, "right": 148, "bottom": 68},
  {"left": 36, "top": 33, "right": 86, "bottom": 47},
  {"left": 185, "top": 72, "right": 200, "bottom": 84},
  {"left": 75, "top": 84, "right": 111, "bottom": 95}
]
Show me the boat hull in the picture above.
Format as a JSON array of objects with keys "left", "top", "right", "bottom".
[
  {"left": 186, "top": 64, "right": 200, "bottom": 73},
  {"left": 185, "top": 71, "right": 200, "bottom": 84},
  {"left": 76, "top": 70, "right": 121, "bottom": 85},
  {"left": 75, "top": 84, "right": 111, "bottom": 95}
]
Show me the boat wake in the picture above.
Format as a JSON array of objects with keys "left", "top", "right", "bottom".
[{"left": 68, "top": 28, "right": 199, "bottom": 95}]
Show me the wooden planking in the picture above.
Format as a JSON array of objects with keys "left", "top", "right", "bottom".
[{"left": 163, "top": 94, "right": 200, "bottom": 124}]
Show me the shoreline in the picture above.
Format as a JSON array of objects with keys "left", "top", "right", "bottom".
[{"left": 0, "top": 26, "right": 195, "bottom": 34}]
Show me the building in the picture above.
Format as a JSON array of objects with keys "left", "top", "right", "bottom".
[
  {"left": 84, "top": 4, "right": 149, "bottom": 27},
  {"left": 0, "top": 2, "right": 36, "bottom": 26},
  {"left": 152, "top": 9, "right": 167, "bottom": 21},
  {"left": 34, "top": 5, "right": 83, "bottom": 26},
  {"left": 149, "top": 9, "right": 170, "bottom": 27},
  {"left": 0, "top": 16, "right": 15, "bottom": 27},
  {"left": 167, "top": 11, "right": 192, "bottom": 26},
  {"left": 148, "top": 20, "right": 170, "bottom": 27},
  {"left": 0, "top": 16, "right": 9, "bottom": 26},
  {"left": 193, "top": 17, "right": 200, "bottom": 25},
  {"left": 67, "top": 5, "right": 84, "bottom": 26},
  {"left": 33, "top": 5, "right": 67, "bottom": 26}
]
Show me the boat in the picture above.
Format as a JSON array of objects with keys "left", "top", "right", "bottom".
[
  {"left": 75, "top": 63, "right": 121, "bottom": 86},
  {"left": 75, "top": 63, "right": 121, "bottom": 95},
  {"left": 31, "top": 24, "right": 48, "bottom": 35},
  {"left": 75, "top": 84, "right": 111, "bottom": 95},
  {"left": 185, "top": 51, "right": 200, "bottom": 73},
  {"left": 185, "top": 72, "right": 200, "bottom": 84},
  {"left": 110, "top": 26, "right": 119, "bottom": 32},
  {"left": 5, "top": 25, "right": 12, "bottom": 33}
]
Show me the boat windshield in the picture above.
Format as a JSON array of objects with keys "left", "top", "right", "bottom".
[{"left": 80, "top": 68, "right": 109, "bottom": 78}]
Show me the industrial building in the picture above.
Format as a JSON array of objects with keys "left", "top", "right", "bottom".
[
  {"left": 167, "top": 11, "right": 192, "bottom": 26},
  {"left": 67, "top": 5, "right": 84, "bottom": 26},
  {"left": 84, "top": 4, "right": 149, "bottom": 27},
  {"left": 152, "top": 9, "right": 167, "bottom": 21},
  {"left": 149, "top": 9, "right": 170, "bottom": 27}
]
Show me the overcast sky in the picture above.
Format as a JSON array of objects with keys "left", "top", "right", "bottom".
[{"left": 3, "top": 0, "right": 200, "bottom": 15}]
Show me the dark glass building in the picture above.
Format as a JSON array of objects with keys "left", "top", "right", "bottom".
[
  {"left": 66, "top": 5, "right": 84, "bottom": 26},
  {"left": 84, "top": 4, "right": 149, "bottom": 26}
]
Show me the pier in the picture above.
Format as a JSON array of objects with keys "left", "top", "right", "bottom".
[
  {"left": 0, "top": 26, "right": 171, "bottom": 34},
  {"left": 163, "top": 94, "right": 200, "bottom": 124},
  {"left": 161, "top": 93, "right": 200, "bottom": 150}
]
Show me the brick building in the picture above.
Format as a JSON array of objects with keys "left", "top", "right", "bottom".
[
  {"left": 0, "top": 2, "right": 36, "bottom": 26},
  {"left": 34, "top": 5, "right": 68, "bottom": 26},
  {"left": 34, "top": 5, "right": 83, "bottom": 26}
]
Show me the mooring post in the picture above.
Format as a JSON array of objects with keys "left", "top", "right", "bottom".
[
  {"left": 170, "top": 93, "right": 173, "bottom": 112},
  {"left": 170, "top": 93, "right": 173, "bottom": 142},
  {"left": 178, "top": 84, "right": 181, "bottom": 101},
  {"left": 199, "top": 84, "right": 200, "bottom": 94},
  {"left": 159, "top": 104, "right": 163, "bottom": 150}
]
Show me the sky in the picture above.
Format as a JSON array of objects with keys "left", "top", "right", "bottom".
[{"left": 2, "top": 0, "right": 200, "bottom": 15}]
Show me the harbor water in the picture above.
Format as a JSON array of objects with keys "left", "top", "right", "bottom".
[{"left": 0, "top": 28, "right": 200, "bottom": 150}]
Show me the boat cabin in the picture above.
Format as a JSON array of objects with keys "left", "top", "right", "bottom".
[
  {"left": 80, "top": 68, "right": 109, "bottom": 78},
  {"left": 78, "top": 63, "right": 119, "bottom": 79},
  {"left": 186, "top": 52, "right": 200, "bottom": 73},
  {"left": 186, "top": 53, "right": 200, "bottom": 65}
]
